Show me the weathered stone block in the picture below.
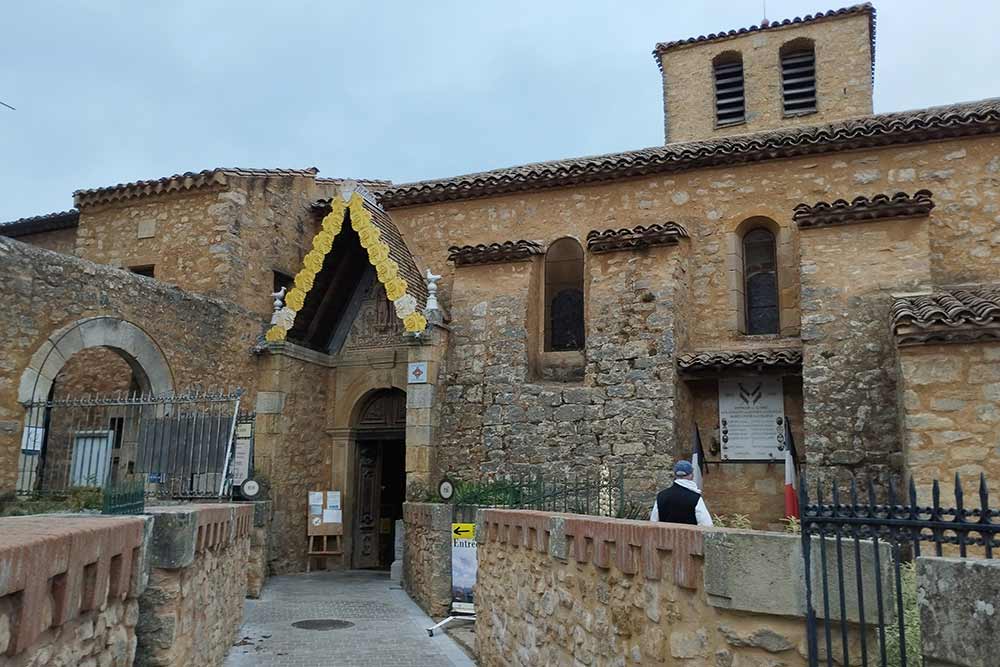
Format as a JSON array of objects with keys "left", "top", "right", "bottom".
[{"left": 918, "top": 557, "right": 1000, "bottom": 667}]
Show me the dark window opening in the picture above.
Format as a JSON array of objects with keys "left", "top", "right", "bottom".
[
  {"left": 129, "top": 265, "right": 154, "bottom": 278},
  {"left": 713, "top": 53, "right": 745, "bottom": 126},
  {"left": 544, "top": 238, "right": 585, "bottom": 352},
  {"left": 273, "top": 270, "right": 294, "bottom": 294},
  {"left": 781, "top": 43, "right": 816, "bottom": 116},
  {"left": 743, "top": 228, "right": 780, "bottom": 335}
]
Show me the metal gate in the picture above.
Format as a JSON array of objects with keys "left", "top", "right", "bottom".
[
  {"left": 800, "top": 474, "right": 999, "bottom": 667},
  {"left": 15, "top": 390, "right": 244, "bottom": 502}
]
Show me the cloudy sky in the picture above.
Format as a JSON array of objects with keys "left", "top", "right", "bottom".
[{"left": 2, "top": 1, "right": 997, "bottom": 220}]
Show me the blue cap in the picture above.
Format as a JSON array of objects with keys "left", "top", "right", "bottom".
[{"left": 674, "top": 460, "right": 694, "bottom": 476}]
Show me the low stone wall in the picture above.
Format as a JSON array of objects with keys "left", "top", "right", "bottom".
[
  {"left": 0, "top": 514, "right": 150, "bottom": 666},
  {"left": 402, "top": 502, "right": 452, "bottom": 617},
  {"left": 476, "top": 509, "right": 889, "bottom": 667},
  {"left": 246, "top": 501, "right": 272, "bottom": 599},
  {"left": 136, "top": 503, "right": 254, "bottom": 667}
]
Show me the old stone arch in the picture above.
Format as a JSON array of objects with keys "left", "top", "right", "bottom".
[{"left": 18, "top": 316, "right": 174, "bottom": 404}]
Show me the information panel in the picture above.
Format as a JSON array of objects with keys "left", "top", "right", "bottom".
[
  {"left": 451, "top": 523, "right": 477, "bottom": 613},
  {"left": 718, "top": 376, "right": 785, "bottom": 461}
]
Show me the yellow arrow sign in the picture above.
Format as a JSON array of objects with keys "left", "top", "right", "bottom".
[{"left": 452, "top": 523, "right": 475, "bottom": 540}]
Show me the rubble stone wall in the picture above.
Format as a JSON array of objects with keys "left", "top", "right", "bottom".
[
  {"left": 402, "top": 502, "right": 453, "bottom": 618},
  {"left": 900, "top": 341, "right": 1000, "bottom": 503},
  {"left": 136, "top": 504, "right": 254, "bottom": 667}
]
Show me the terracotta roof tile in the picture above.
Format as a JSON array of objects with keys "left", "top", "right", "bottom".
[
  {"left": 794, "top": 190, "right": 934, "bottom": 229},
  {"left": 73, "top": 167, "right": 320, "bottom": 208},
  {"left": 447, "top": 240, "right": 544, "bottom": 266},
  {"left": 587, "top": 222, "right": 689, "bottom": 253},
  {"left": 677, "top": 348, "right": 803, "bottom": 373},
  {"left": 891, "top": 287, "right": 1000, "bottom": 346},
  {"left": 382, "top": 98, "right": 1000, "bottom": 208},
  {"left": 652, "top": 4, "right": 876, "bottom": 78},
  {"left": 0, "top": 209, "right": 80, "bottom": 237}
]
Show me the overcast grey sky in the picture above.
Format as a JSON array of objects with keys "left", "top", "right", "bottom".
[{"left": 2, "top": 1, "right": 997, "bottom": 220}]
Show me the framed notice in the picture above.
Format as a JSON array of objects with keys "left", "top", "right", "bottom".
[{"left": 718, "top": 376, "right": 786, "bottom": 461}]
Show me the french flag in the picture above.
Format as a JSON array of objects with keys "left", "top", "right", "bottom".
[
  {"left": 692, "top": 425, "right": 707, "bottom": 490},
  {"left": 784, "top": 419, "right": 800, "bottom": 519}
]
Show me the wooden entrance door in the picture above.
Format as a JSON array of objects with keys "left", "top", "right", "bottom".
[{"left": 354, "top": 441, "right": 382, "bottom": 568}]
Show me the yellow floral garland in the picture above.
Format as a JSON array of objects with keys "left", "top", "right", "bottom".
[{"left": 264, "top": 192, "right": 427, "bottom": 342}]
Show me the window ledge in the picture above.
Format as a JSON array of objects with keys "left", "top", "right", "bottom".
[
  {"left": 782, "top": 110, "right": 817, "bottom": 119},
  {"left": 715, "top": 119, "right": 746, "bottom": 129}
]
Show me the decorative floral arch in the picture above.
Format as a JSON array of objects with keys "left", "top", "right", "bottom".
[{"left": 266, "top": 190, "right": 427, "bottom": 342}]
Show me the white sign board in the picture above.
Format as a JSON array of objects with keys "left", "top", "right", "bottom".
[
  {"left": 718, "top": 376, "right": 786, "bottom": 461},
  {"left": 408, "top": 361, "right": 429, "bottom": 384},
  {"left": 232, "top": 438, "right": 252, "bottom": 486},
  {"left": 451, "top": 523, "right": 477, "bottom": 613}
]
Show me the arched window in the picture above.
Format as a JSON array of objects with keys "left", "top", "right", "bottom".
[
  {"left": 743, "top": 228, "right": 779, "bottom": 334},
  {"left": 780, "top": 39, "right": 816, "bottom": 116},
  {"left": 545, "top": 238, "right": 585, "bottom": 351},
  {"left": 713, "top": 51, "right": 745, "bottom": 126}
]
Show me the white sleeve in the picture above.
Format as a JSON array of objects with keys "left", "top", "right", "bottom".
[
  {"left": 695, "top": 498, "right": 713, "bottom": 527},
  {"left": 649, "top": 499, "right": 659, "bottom": 522}
]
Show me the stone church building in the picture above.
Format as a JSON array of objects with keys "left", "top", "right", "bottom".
[{"left": 2, "top": 3, "right": 998, "bottom": 572}]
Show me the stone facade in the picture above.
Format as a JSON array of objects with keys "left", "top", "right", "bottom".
[
  {"left": 900, "top": 342, "right": 1000, "bottom": 502},
  {"left": 402, "top": 502, "right": 453, "bottom": 618},
  {"left": 656, "top": 9, "right": 873, "bottom": 143},
  {"left": 136, "top": 504, "right": 254, "bottom": 667}
]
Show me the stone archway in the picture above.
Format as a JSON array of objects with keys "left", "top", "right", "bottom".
[{"left": 18, "top": 316, "right": 174, "bottom": 404}]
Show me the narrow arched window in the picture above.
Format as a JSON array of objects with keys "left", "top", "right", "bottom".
[
  {"left": 713, "top": 52, "right": 745, "bottom": 126},
  {"left": 545, "top": 238, "right": 585, "bottom": 351},
  {"left": 743, "top": 228, "right": 779, "bottom": 334},
  {"left": 781, "top": 39, "right": 816, "bottom": 116}
]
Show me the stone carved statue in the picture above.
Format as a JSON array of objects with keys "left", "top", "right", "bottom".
[{"left": 270, "top": 287, "right": 287, "bottom": 325}]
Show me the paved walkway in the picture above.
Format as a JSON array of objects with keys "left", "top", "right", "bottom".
[{"left": 224, "top": 570, "right": 475, "bottom": 667}]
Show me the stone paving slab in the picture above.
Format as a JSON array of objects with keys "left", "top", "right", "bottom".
[{"left": 223, "top": 570, "right": 475, "bottom": 667}]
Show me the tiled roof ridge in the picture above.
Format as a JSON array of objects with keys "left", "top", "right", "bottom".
[
  {"left": 381, "top": 97, "right": 1000, "bottom": 208},
  {"left": 447, "top": 240, "right": 545, "bottom": 266},
  {"left": 891, "top": 286, "right": 1000, "bottom": 346},
  {"left": 793, "top": 189, "right": 934, "bottom": 229},
  {"left": 73, "top": 167, "right": 321, "bottom": 208},
  {"left": 587, "top": 222, "right": 690, "bottom": 253},
  {"left": 677, "top": 348, "right": 803, "bottom": 372},
  {"left": 0, "top": 209, "right": 80, "bottom": 236},
  {"left": 651, "top": 4, "right": 876, "bottom": 76}
]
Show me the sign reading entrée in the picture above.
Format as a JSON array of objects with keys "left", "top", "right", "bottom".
[
  {"left": 718, "top": 376, "right": 785, "bottom": 461},
  {"left": 451, "top": 523, "right": 476, "bottom": 613}
]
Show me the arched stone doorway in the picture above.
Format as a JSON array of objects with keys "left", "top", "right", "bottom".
[{"left": 352, "top": 388, "right": 406, "bottom": 569}]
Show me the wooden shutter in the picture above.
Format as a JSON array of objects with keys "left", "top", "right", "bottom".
[
  {"left": 781, "top": 49, "right": 816, "bottom": 115},
  {"left": 714, "top": 59, "right": 745, "bottom": 126}
]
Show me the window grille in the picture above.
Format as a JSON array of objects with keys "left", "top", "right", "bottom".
[
  {"left": 781, "top": 48, "right": 817, "bottom": 116},
  {"left": 713, "top": 57, "right": 745, "bottom": 126}
]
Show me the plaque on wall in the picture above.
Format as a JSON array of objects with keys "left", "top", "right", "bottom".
[{"left": 718, "top": 376, "right": 785, "bottom": 461}]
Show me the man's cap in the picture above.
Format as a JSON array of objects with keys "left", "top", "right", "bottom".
[{"left": 674, "top": 460, "right": 694, "bottom": 476}]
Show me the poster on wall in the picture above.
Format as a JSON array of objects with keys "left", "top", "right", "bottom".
[
  {"left": 451, "top": 523, "right": 477, "bottom": 614},
  {"left": 718, "top": 376, "right": 786, "bottom": 460}
]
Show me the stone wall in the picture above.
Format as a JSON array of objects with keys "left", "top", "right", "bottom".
[
  {"left": 657, "top": 11, "right": 873, "bottom": 143},
  {"left": 476, "top": 509, "right": 820, "bottom": 667},
  {"left": 917, "top": 557, "right": 1000, "bottom": 667},
  {"left": 136, "top": 503, "right": 254, "bottom": 667},
  {"left": 402, "top": 502, "right": 453, "bottom": 618},
  {"left": 0, "top": 236, "right": 262, "bottom": 493},
  {"left": 246, "top": 501, "right": 272, "bottom": 598},
  {"left": 900, "top": 341, "right": 1000, "bottom": 502},
  {"left": 799, "top": 217, "right": 932, "bottom": 488},
  {"left": 0, "top": 514, "right": 150, "bottom": 666}
]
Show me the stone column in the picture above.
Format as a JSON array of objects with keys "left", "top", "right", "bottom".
[{"left": 405, "top": 323, "right": 448, "bottom": 500}]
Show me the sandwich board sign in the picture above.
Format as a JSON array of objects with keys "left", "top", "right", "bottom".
[{"left": 451, "top": 523, "right": 476, "bottom": 613}]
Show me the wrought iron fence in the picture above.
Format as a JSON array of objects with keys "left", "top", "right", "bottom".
[
  {"left": 450, "top": 466, "right": 645, "bottom": 522},
  {"left": 14, "top": 390, "right": 244, "bottom": 505},
  {"left": 800, "top": 473, "right": 999, "bottom": 667}
]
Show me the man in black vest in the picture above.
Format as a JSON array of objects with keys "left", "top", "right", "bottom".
[{"left": 649, "top": 461, "right": 714, "bottom": 526}]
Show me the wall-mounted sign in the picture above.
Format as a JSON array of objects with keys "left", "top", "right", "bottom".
[
  {"left": 408, "top": 361, "right": 429, "bottom": 384},
  {"left": 718, "top": 376, "right": 786, "bottom": 461}
]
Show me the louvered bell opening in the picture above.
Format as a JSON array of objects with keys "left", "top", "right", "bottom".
[
  {"left": 714, "top": 60, "right": 745, "bottom": 126},
  {"left": 781, "top": 50, "right": 816, "bottom": 115}
]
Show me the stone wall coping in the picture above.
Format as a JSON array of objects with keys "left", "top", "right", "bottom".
[
  {"left": 145, "top": 503, "right": 254, "bottom": 569},
  {"left": 480, "top": 509, "right": 706, "bottom": 589},
  {"left": 0, "top": 514, "right": 148, "bottom": 656},
  {"left": 402, "top": 502, "right": 453, "bottom": 531}
]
